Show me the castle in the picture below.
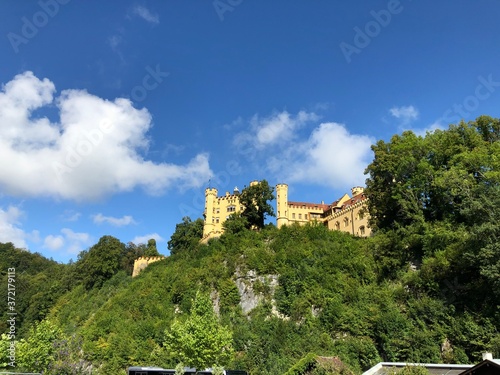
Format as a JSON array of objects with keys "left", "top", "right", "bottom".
[
  {"left": 132, "top": 256, "right": 166, "bottom": 277},
  {"left": 201, "top": 181, "right": 371, "bottom": 242}
]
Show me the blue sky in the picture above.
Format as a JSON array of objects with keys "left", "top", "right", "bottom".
[{"left": 1, "top": 0, "right": 500, "bottom": 262}]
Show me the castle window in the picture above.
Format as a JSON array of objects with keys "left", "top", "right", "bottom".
[
  {"left": 335, "top": 221, "right": 340, "bottom": 230},
  {"left": 344, "top": 217, "right": 349, "bottom": 227},
  {"left": 292, "top": 213, "right": 296, "bottom": 219},
  {"left": 216, "top": 218, "right": 220, "bottom": 224},
  {"left": 360, "top": 226, "right": 365, "bottom": 235},
  {"left": 227, "top": 205, "right": 236, "bottom": 212},
  {"left": 216, "top": 208, "right": 220, "bottom": 214},
  {"left": 299, "top": 214, "right": 302, "bottom": 219},
  {"left": 358, "top": 211, "right": 364, "bottom": 220}
]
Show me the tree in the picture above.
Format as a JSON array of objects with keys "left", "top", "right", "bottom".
[
  {"left": 364, "top": 116, "right": 500, "bottom": 307},
  {"left": 239, "top": 180, "right": 275, "bottom": 229},
  {"left": 222, "top": 212, "right": 248, "bottom": 235},
  {"left": 77, "top": 235, "right": 125, "bottom": 290},
  {"left": 145, "top": 238, "right": 160, "bottom": 257},
  {"left": 16, "top": 319, "right": 62, "bottom": 373},
  {"left": 164, "top": 290, "right": 233, "bottom": 371},
  {"left": 168, "top": 217, "right": 204, "bottom": 255}
]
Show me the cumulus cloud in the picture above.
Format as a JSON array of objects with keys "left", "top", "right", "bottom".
[
  {"left": 132, "top": 5, "right": 159, "bottom": 24},
  {"left": 92, "top": 213, "right": 136, "bottom": 226},
  {"left": 234, "top": 110, "right": 319, "bottom": 151},
  {"left": 389, "top": 105, "right": 419, "bottom": 125},
  {"left": 0, "top": 206, "right": 29, "bottom": 248},
  {"left": 232, "top": 111, "right": 374, "bottom": 190},
  {"left": 271, "top": 122, "right": 374, "bottom": 189},
  {"left": 0, "top": 71, "right": 212, "bottom": 201},
  {"left": 131, "top": 232, "right": 164, "bottom": 244},
  {"left": 43, "top": 228, "right": 92, "bottom": 256},
  {"left": 43, "top": 234, "right": 64, "bottom": 251}
]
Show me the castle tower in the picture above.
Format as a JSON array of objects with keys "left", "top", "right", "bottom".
[
  {"left": 276, "top": 183, "right": 289, "bottom": 228},
  {"left": 351, "top": 186, "right": 364, "bottom": 196},
  {"left": 203, "top": 187, "right": 218, "bottom": 238}
]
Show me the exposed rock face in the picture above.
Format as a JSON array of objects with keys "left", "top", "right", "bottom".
[
  {"left": 234, "top": 269, "right": 279, "bottom": 315},
  {"left": 441, "top": 338, "right": 454, "bottom": 362},
  {"left": 210, "top": 289, "right": 221, "bottom": 317}
]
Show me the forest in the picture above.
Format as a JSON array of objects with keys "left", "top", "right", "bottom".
[{"left": 0, "top": 116, "right": 499, "bottom": 374}]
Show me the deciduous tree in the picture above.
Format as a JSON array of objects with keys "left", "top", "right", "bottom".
[{"left": 164, "top": 290, "right": 233, "bottom": 371}]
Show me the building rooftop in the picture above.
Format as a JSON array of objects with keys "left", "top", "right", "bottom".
[{"left": 362, "top": 362, "right": 473, "bottom": 375}]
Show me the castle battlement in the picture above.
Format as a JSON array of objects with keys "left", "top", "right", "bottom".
[{"left": 132, "top": 256, "right": 167, "bottom": 277}]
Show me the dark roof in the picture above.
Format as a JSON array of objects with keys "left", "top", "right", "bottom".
[{"left": 458, "top": 359, "right": 500, "bottom": 375}]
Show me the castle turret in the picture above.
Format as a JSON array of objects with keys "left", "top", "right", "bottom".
[
  {"left": 351, "top": 186, "right": 364, "bottom": 196},
  {"left": 203, "top": 187, "right": 218, "bottom": 238},
  {"left": 276, "top": 183, "right": 289, "bottom": 228}
]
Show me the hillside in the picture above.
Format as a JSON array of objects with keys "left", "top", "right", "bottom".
[
  {"left": 2, "top": 117, "right": 500, "bottom": 374},
  {"left": 1, "top": 223, "right": 498, "bottom": 374}
]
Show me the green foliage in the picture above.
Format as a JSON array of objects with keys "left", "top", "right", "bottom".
[
  {"left": 239, "top": 179, "right": 275, "bottom": 229},
  {"left": 77, "top": 235, "right": 126, "bottom": 290},
  {"left": 164, "top": 290, "right": 233, "bottom": 370},
  {"left": 283, "top": 352, "right": 318, "bottom": 375},
  {"left": 168, "top": 216, "right": 204, "bottom": 255},
  {"left": 175, "top": 362, "right": 185, "bottom": 374},
  {"left": 386, "top": 365, "right": 430, "bottom": 375},
  {"left": 365, "top": 116, "right": 500, "bottom": 310},
  {"left": 222, "top": 212, "right": 248, "bottom": 235},
  {"left": 16, "top": 319, "right": 62, "bottom": 373},
  {"left": 145, "top": 238, "right": 160, "bottom": 257},
  {"left": 3, "top": 115, "right": 500, "bottom": 375}
]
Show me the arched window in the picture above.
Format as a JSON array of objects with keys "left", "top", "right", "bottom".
[
  {"left": 343, "top": 217, "right": 349, "bottom": 227},
  {"left": 335, "top": 221, "right": 340, "bottom": 230},
  {"left": 359, "top": 226, "right": 365, "bottom": 235}
]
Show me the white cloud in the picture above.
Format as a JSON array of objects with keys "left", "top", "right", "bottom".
[
  {"left": 275, "top": 122, "right": 374, "bottom": 189},
  {"left": 92, "top": 213, "right": 136, "bottom": 226},
  {"left": 108, "top": 35, "right": 122, "bottom": 51},
  {"left": 43, "top": 228, "right": 91, "bottom": 255},
  {"left": 61, "top": 210, "right": 81, "bottom": 222},
  {"left": 389, "top": 105, "right": 419, "bottom": 124},
  {"left": 234, "top": 110, "right": 319, "bottom": 151},
  {"left": 0, "top": 206, "right": 28, "bottom": 248},
  {"left": 132, "top": 5, "right": 159, "bottom": 24},
  {"left": 0, "top": 71, "right": 212, "bottom": 201},
  {"left": 43, "top": 235, "right": 64, "bottom": 251},
  {"left": 131, "top": 233, "right": 164, "bottom": 245},
  {"left": 232, "top": 111, "right": 374, "bottom": 190}
]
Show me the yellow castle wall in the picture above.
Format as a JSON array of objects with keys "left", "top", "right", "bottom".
[{"left": 132, "top": 256, "right": 166, "bottom": 277}]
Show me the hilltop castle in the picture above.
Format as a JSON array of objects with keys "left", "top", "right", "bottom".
[{"left": 201, "top": 181, "right": 371, "bottom": 242}]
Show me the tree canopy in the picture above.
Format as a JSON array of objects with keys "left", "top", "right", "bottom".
[
  {"left": 168, "top": 217, "right": 204, "bottom": 255},
  {"left": 239, "top": 179, "right": 275, "bottom": 229},
  {"left": 164, "top": 290, "right": 233, "bottom": 371},
  {"left": 365, "top": 115, "right": 500, "bottom": 305}
]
